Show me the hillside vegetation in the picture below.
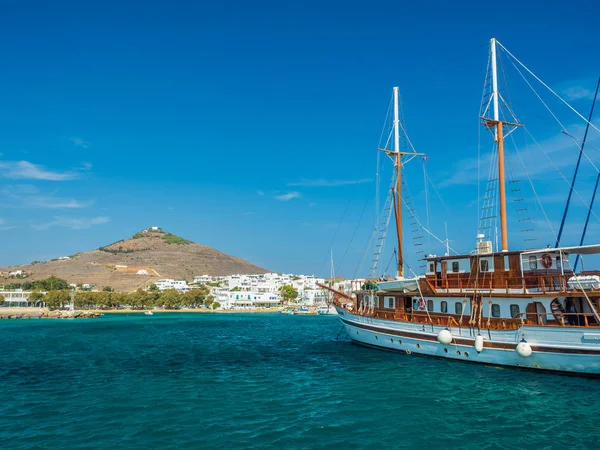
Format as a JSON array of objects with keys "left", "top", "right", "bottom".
[{"left": 1, "top": 228, "right": 268, "bottom": 292}]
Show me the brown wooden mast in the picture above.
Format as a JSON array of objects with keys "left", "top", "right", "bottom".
[{"left": 395, "top": 152, "right": 403, "bottom": 277}]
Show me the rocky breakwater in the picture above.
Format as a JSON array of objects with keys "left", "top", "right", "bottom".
[{"left": 0, "top": 309, "right": 100, "bottom": 319}]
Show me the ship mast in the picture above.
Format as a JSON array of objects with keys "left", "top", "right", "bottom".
[
  {"left": 393, "top": 87, "right": 404, "bottom": 277},
  {"left": 482, "top": 38, "right": 522, "bottom": 252}
]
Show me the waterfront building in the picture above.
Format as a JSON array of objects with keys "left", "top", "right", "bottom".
[{"left": 155, "top": 279, "right": 190, "bottom": 292}]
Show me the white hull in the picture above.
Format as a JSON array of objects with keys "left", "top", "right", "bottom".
[
  {"left": 317, "top": 305, "right": 338, "bottom": 315},
  {"left": 336, "top": 307, "right": 600, "bottom": 374}
]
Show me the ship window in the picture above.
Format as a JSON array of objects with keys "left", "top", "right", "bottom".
[
  {"left": 529, "top": 256, "right": 538, "bottom": 270},
  {"left": 427, "top": 300, "right": 434, "bottom": 311},
  {"left": 441, "top": 301, "right": 448, "bottom": 313},
  {"left": 429, "top": 263, "right": 435, "bottom": 273},
  {"left": 452, "top": 262, "right": 459, "bottom": 272},
  {"left": 480, "top": 259, "right": 489, "bottom": 272},
  {"left": 455, "top": 302, "right": 463, "bottom": 315},
  {"left": 510, "top": 304, "right": 520, "bottom": 318},
  {"left": 492, "top": 304, "right": 501, "bottom": 318},
  {"left": 387, "top": 297, "right": 395, "bottom": 308},
  {"left": 556, "top": 256, "right": 561, "bottom": 269}
]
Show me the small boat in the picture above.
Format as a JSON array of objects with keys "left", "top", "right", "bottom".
[
  {"left": 294, "top": 306, "right": 316, "bottom": 315},
  {"left": 144, "top": 311, "right": 154, "bottom": 316},
  {"left": 281, "top": 307, "right": 295, "bottom": 315},
  {"left": 317, "top": 304, "right": 338, "bottom": 315}
]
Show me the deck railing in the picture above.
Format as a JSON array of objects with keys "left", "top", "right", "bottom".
[{"left": 426, "top": 272, "right": 600, "bottom": 295}]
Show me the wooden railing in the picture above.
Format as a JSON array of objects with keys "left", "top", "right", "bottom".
[
  {"left": 349, "top": 307, "right": 600, "bottom": 329},
  {"left": 426, "top": 272, "right": 600, "bottom": 295}
]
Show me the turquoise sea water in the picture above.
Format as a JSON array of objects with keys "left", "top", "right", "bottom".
[{"left": 1, "top": 313, "right": 599, "bottom": 449}]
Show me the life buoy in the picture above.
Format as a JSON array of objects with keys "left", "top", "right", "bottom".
[
  {"left": 418, "top": 298, "right": 426, "bottom": 311},
  {"left": 541, "top": 254, "right": 552, "bottom": 269}
]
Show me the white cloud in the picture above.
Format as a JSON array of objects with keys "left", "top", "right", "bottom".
[
  {"left": 275, "top": 191, "right": 302, "bottom": 201},
  {"left": 26, "top": 197, "right": 91, "bottom": 209},
  {"left": 0, "top": 160, "right": 88, "bottom": 181},
  {"left": 564, "top": 87, "right": 595, "bottom": 101},
  {"left": 70, "top": 137, "right": 90, "bottom": 148},
  {"left": 287, "top": 178, "right": 372, "bottom": 187},
  {"left": 257, "top": 190, "right": 265, "bottom": 196},
  {"left": 32, "top": 216, "right": 110, "bottom": 230}
]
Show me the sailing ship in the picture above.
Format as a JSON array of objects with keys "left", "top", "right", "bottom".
[{"left": 322, "top": 38, "right": 600, "bottom": 374}]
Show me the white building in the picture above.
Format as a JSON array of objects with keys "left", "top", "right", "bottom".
[
  {"left": 215, "top": 290, "right": 280, "bottom": 310},
  {"left": 193, "top": 275, "right": 214, "bottom": 284},
  {"left": 155, "top": 279, "right": 190, "bottom": 292},
  {"left": 137, "top": 269, "right": 149, "bottom": 275},
  {"left": 8, "top": 270, "right": 24, "bottom": 277}
]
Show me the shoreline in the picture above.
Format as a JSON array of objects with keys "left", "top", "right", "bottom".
[{"left": 0, "top": 306, "right": 283, "bottom": 319}]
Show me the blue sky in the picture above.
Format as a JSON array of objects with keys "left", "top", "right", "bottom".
[{"left": 0, "top": 0, "right": 599, "bottom": 277}]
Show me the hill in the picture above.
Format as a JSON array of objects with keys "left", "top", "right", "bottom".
[{"left": 1, "top": 228, "right": 268, "bottom": 291}]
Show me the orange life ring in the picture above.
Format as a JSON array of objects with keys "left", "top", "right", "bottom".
[{"left": 541, "top": 254, "right": 552, "bottom": 269}]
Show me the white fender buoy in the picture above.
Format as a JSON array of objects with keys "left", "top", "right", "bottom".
[
  {"left": 437, "top": 328, "right": 453, "bottom": 345},
  {"left": 516, "top": 339, "right": 533, "bottom": 358},
  {"left": 474, "top": 335, "right": 484, "bottom": 353}
]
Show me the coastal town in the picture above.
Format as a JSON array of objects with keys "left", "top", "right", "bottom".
[{"left": 0, "top": 271, "right": 360, "bottom": 313}]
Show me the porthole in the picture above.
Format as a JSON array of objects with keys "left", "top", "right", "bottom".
[
  {"left": 375, "top": 336, "right": 378, "bottom": 340},
  {"left": 457, "top": 350, "right": 462, "bottom": 356},
  {"left": 465, "top": 352, "right": 470, "bottom": 357},
  {"left": 444, "top": 348, "right": 448, "bottom": 353},
  {"left": 416, "top": 343, "right": 421, "bottom": 349},
  {"left": 390, "top": 338, "right": 394, "bottom": 343},
  {"left": 356, "top": 331, "right": 359, "bottom": 335},
  {"left": 398, "top": 340, "right": 402, "bottom": 345}
]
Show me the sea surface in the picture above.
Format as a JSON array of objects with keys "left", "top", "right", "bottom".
[{"left": 1, "top": 313, "right": 599, "bottom": 449}]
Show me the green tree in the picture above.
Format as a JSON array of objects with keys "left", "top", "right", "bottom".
[
  {"left": 204, "top": 294, "right": 215, "bottom": 307},
  {"left": 91, "top": 291, "right": 110, "bottom": 309},
  {"left": 45, "top": 290, "right": 71, "bottom": 310},
  {"left": 0, "top": 294, "right": 4, "bottom": 305},
  {"left": 148, "top": 284, "right": 159, "bottom": 293},
  {"left": 109, "top": 292, "right": 127, "bottom": 308},
  {"left": 38, "top": 276, "right": 70, "bottom": 291},
  {"left": 28, "top": 291, "right": 45, "bottom": 306},
  {"left": 103, "top": 286, "right": 113, "bottom": 292},
  {"left": 128, "top": 289, "right": 148, "bottom": 309},
  {"left": 74, "top": 292, "right": 93, "bottom": 309},
  {"left": 278, "top": 285, "right": 298, "bottom": 305},
  {"left": 182, "top": 289, "right": 205, "bottom": 308},
  {"left": 231, "top": 286, "right": 240, "bottom": 292},
  {"left": 212, "top": 301, "right": 221, "bottom": 310},
  {"left": 159, "top": 289, "right": 181, "bottom": 309}
]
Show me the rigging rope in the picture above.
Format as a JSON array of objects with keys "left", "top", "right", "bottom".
[{"left": 497, "top": 40, "right": 600, "bottom": 134}]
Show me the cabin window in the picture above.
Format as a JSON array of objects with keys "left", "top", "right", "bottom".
[
  {"left": 492, "top": 304, "right": 501, "bottom": 318},
  {"left": 455, "top": 302, "right": 463, "bottom": 315},
  {"left": 375, "top": 296, "right": 380, "bottom": 307},
  {"left": 427, "top": 300, "right": 434, "bottom": 311},
  {"left": 529, "top": 256, "right": 538, "bottom": 270},
  {"left": 480, "top": 259, "right": 489, "bottom": 272},
  {"left": 441, "top": 301, "right": 448, "bottom": 313},
  {"left": 452, "top": 262, "right": 459, "bottom": 273},
  {"left": 386, "top": 297, "right": 395, "bottom": 309},
  {"left": 556, "top": 256, "right": 561, "bottom": 269},
  {"left": 510, "top": 304, "right": 520, "bottom": 318},
  {"left": 429, "top": 263, "right": 435, "bottom": 273}
]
